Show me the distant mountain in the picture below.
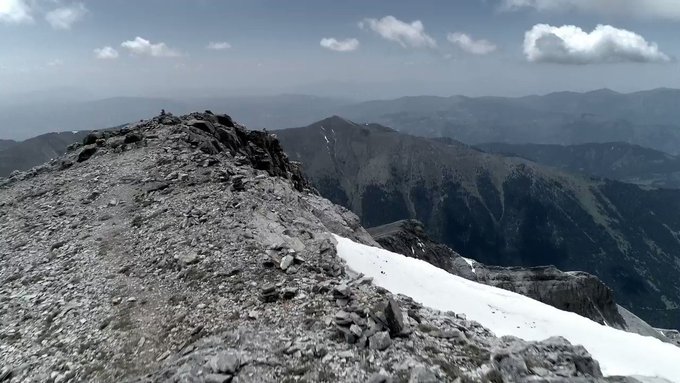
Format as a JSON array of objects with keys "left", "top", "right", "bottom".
[
  {"left": 337, "top": 88, "right": 680, "bottom": 155},
  {"left": 277, "top": 116, "right": 680, "bottom": 329},
  {"left": 0, "top": 131, "right": 90, "bottom": 177},
  {"left": 477, "top": 142, "right": 680, "bottom": 189},
  {"left": 0, "top": 95, "right": 349, "bottom": 140},
  {"left": 0, "top": 139, "right": 16, "bottom": 151}
]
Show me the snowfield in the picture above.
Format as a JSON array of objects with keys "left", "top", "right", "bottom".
[{"left": 333, "top": 235, "right": 680, "bottom": 382}]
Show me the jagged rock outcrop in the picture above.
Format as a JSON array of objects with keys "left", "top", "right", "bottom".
[
  {"left": 0, "top": 112, "right": 645, "bottom": 382},
  {"left": 369, "top": 220, "right": 676, "bottom": 343}
]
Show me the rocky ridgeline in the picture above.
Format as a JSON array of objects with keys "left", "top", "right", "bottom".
[{"left": 0, "top": 113, "right": 644, "bottom": 382}]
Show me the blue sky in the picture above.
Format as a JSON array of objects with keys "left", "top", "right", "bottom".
[{"left": 2, "top": 0, "right": 680, "bottom": 99}]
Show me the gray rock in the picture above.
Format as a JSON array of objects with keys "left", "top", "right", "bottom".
[
  {"left": 408, "top": 367, "right": 438, "bottom": 383},
  {"left": 204, "top": 374, "right": 232, "bottom": 383},
  {"left": 280, "top": 255, "right": 294, "bottom": 270},
  {"left": 349, "top": 324, "right": 363, "bottom": 337},
  {"left": 368, "top": 331, "right": 391, "bottom": 351},
  {"left": 367, "top": 373, "right": 393, "bottom": 383},
  {"left": 208, "top": 351, "right": 240, "bottom": 374},
  {"left": 384, "top": 297, "right": 405, "bottom": 336},
  {"left": 179, "top": 252, "right": 200, "bottom": 265}
]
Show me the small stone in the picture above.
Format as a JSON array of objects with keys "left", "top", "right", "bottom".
[
  {"left": 369, "top": 331, "right": 392, "bottom": 351},
  {"left": 334, "top": 310, "right": 351, "bottom": 326},
  {"left": 281, "top": 287, "right": 297, "bottom": 300},
  {"left": 248, "top": 310, "right": 259, "bottom": 320},
  {"left": 208, "top": 351, "right": 240, "bottom": 374},
  {"left": 336, "top": 325, "right": 357, "bottom": 344},
  {"left": 409, "top": 367, "right": 438, "bottom": 383},
  {"left": 350, "top": 324, "right": 363, "bottom": 337},
  {"left": 179, "top": 253, "right": 200, "bottom": 265},
  {"left": 261, "top": 283, "right": 277, "bottom": 294},
  {"left": 280, "top": 255, "right": 294, "bottom": 270},
  {"left": 334, "top": 283, "right": 350, "bottom": 297},
  {"left": 205, "top": 374, "right": 232, "bottom": 383},
  {"left": 127, "top": 297, "right": 137, "bottom": 303},
  {"left": 368, "top": 373, "right": 392, "bottom": 383},
  {"left": 384, "top": 297, "right": 405, "bottom": 336}
]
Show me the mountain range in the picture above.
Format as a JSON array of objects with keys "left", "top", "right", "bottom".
[
  {"left": 336, "top": 88, "right": 680, "bottom": 155},
  {"left": 6, "top": 88, "right": 680, "bottom": 156},
  {"left": 477, "top": 142, "right": 680, "bottom": 189},
  {"left": 277, "top": 116, "right": 680, "bottom": 330}
]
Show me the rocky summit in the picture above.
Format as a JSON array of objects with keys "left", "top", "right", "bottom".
[{"left": 0, "top": 112, "right": 650, "bottom": 382}]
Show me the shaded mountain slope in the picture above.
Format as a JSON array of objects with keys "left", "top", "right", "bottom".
[
  {"left": 0, "top": 131, "right": 91, "bottom": 177},
  {"left": 477, "top": 142, "right": 680, "bottom": 189},
  {"left": 277, "top": 117, "right": 680, "bottom": 329}
]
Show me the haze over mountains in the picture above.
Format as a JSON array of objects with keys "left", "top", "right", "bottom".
[{"left": 5, "top": 88, "right": 680, "bottom": 156}]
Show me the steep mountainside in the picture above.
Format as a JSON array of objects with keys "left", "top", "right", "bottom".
[
  {"left": 368, "top": 220, "right": 671, "bottom": 343},
  {"left": 1, "top": 112, "right": 646, "bottom": 383},
  {"left": 477, "top": 142, "right": 680, "bottom": 189},
  {"left": 0, "top": 131, "right": 91, "bottom": 177},
  {"left": 277, "top": 117, "right": 680, "bottom": 329},
  {"left": 337, "top": 88, "right": 680, "bottom": 154}
]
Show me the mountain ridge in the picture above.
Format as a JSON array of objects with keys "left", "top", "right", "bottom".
[
  {"left": 277, "top": 116, "right": 680, "bottom": 330},
  {"left": 2, "top": 111, "right": 653, "bottom": 382}
]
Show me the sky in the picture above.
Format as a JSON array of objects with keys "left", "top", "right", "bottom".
[{"left": 1, "top": 0, "right": 680, "bottom": 100}]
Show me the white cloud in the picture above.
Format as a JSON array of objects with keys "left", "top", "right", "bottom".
[
  {"left": 320, "top": 38, "right": 360, "bottom": 52},
  {"left": 447, "top": 33, "right": 497, "bottom": 55},
  {"left": 207, "top": 41, "right": 232, "bottom": 50},
  {"left": 0, "top": 0, "right": 33, "bottom": 24},
  {"left": 45, "top": 3, "right": 87, "bottom": 30},
  {"left": 360, "top": 16, "right": 436, "bottom": 49},
  {"left": 121, "top": 37, "right": 180, "bottom": 58},
  {"left": 524, "top": 24, "right": 670, "bottom": 64},
  {"left": 501, "top": 0, "right": 680, "bottom": 20},
  {"left": 94, "top": 46, "right": 119, "bottom": 60}
]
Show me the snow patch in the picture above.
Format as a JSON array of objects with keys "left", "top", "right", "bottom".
[
  {"left": 333, "top": 235, "right": 680, "bottom": 382},
  {"left": 462, "top": 257, "right": 476, "bottom": 274}
]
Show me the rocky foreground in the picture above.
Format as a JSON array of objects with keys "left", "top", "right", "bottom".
[{"left": 0, "top": 112, "right": 648, "bottom": 382}]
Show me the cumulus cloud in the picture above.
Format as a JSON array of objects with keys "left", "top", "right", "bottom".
[
  {"left": 523, "top": 24, "right": 670, "bottom": 64},
  {"left": 121, "top": 37, "right": 180, "bottom": 57},
  {"left": 360, "top": 16, "right": 436, "bottom": 49},
  {"left": 320, "top": 38, "right": 360, "bottom": 52},
  {"left": 447, "top": 33, "right": 497, "bottom": 55},
  {"left": 0, "top": 0, "right": 33, "bottom": 24},
  {"left": 45, "top": 3, "right": 87, "bottom": 30},
  {"left": 501, "top": 0, "right": 680, "bottom": 20},
  {"left": 207, "top": 41, "right": 231, "bottom": 50},
  {"left": 94, "top": 46, "right": 119, "bottom": 60}
]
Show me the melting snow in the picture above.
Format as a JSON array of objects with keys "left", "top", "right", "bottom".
[{"left": 333, "top": 235, "right": 680, "bottom": 382}]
